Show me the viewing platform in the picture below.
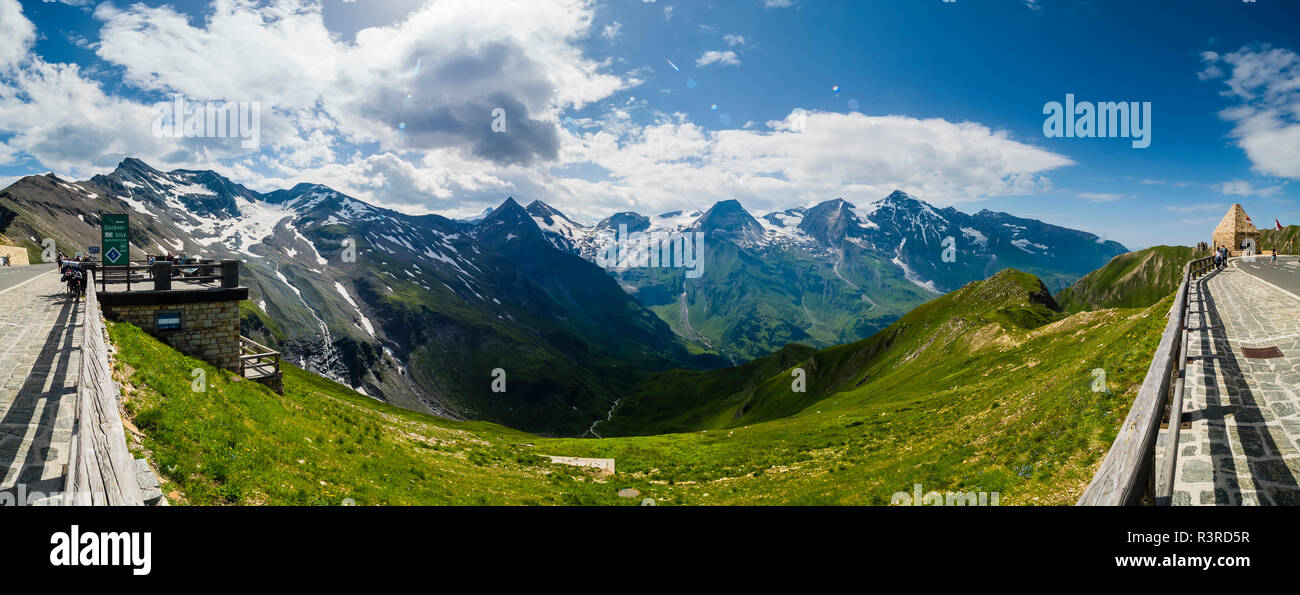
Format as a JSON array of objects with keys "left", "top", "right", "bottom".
[{"left": 90, "top": 259, "right": 281, "bottom": 392}]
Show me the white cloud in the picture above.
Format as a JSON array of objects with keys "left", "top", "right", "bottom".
[
  {"left": 1201, "top": 44, "right": 1300, "bottom": 178},
  {"left": 602, "top": 22, "right": 622, "bottom": 41},
  {"left": 696, "top": 50, "right": 741, "bottom": 68},
  {"left": 0, "top": 0, "right": 35, "bottom": 71},
  {"left": 0, "top": 60, "right": 182, "bottom": 175},
  {"left": 1197, "top": 51, "right": 1223, "bottom": 81},
  {"left": 0, "top": 0, "right": 635, "bottom": 179},
  {"left": 1138, "top": 178, "right": 1192, "bottom": 188},
  {"left": 764, "top": 0, "right": 796, "bottom": 8},
  {"left": 1164, "top": 203, "right": 1225, "bottom": 213},
  {"left": 92, "top": 0, "right": 630, "bottom": 167},
  {"left": 540, "top": 109, "right": 1073, "bottom": 221},
  {"left": 1077, "top": 192, "right": 1128, "bottom": 203},
  {"left": 1216, "top": 179, "right": 1282, "bottom": 198},
  {"left": 724, "top": 34, "right": 746, "bottom": 47}
]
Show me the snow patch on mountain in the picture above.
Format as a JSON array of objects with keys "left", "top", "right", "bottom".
[
  {"left": 961, "top": 227, "right": 988, "bottom": 247},
  {"left": 1011, "top": 238, "right": 1050, "bottom": 254},
  {"left": 334, "top": 281, "right": 376, "bottom": 338},
  {"left": 891, "top": 238, "right": 941, "bottom": 294}
]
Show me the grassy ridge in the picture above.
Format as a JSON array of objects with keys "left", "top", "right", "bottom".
[
  {"left": 1055, "top": 245, "right": 1195, "bottom": 313},
  {"left": 596, "top": 343, "right": 818, "bottom": 436},
  {"left": 1260, "top": 225, "right": 1300, "bottom": 253}
]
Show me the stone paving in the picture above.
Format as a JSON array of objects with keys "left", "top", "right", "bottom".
[
  {"left": 1158, "top": 264, "right": 1300, "bottom": 505},
  {"left": 0, "top": 272, "right": 82, "bottom": 504}
]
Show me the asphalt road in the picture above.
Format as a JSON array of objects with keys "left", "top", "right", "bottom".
[
  {"left": 0, "top": 263, "right": 56, "bottom": 294},
  {"left": 1235, "top": 255, "right": 1300, "bottom": 299}
]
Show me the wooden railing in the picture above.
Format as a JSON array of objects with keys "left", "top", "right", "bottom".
[
  {"left": 1077, "top": 255, "right": 1216, "bottom": 506},
  {"left": 239, "top": 336, "right": 281, "bottom": 380},
  {"left": 62, "top": 268, "right": 145, "bottom": 505}
]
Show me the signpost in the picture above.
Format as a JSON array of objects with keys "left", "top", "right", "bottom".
[{"left": 102, "top": 214, "right": 129, "bottom": 266}]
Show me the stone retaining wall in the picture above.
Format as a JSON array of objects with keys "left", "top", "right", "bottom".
[
  {"left": 0, "top": 245, "right": 30, "bottom": 266},
  {"left": 103, "top": 300, "right": 241, "bottom": 371}
]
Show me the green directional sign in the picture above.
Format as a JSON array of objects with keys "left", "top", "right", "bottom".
[{"left": 101, "top": 213, "right": 129, "bottom": 266}]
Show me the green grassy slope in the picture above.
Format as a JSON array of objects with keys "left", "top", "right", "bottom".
[
  {"left": 110, "top": 321, "right": 629, "bottom": 505},
  {"left": 605, "top": 269, "right": 1065, "bottom": 436},
  {"left": 110, "top": 268, "right": 1167, "bottom": 505},
  {"left": 547, "top": 271, "right": 1168, "bottom": 504},
  {"left": 1054, "top": 245, "right": 1196, "bottom": 313},
  {"left": 1260, "top": 225, "right": 1300, "bottom": 253},
  {"left": 596, "top": 343, "right": 818, "bottom": 436},
  {"left": 238, "top": 300, "right": 286, "bottom": 348}
]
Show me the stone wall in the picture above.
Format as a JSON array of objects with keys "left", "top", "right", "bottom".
[
  {"left": 0, "top": 245, "right": 30, "bottom": 266},
  {"left": 103, "top": 300, "right": 242, "bottom": 371}
]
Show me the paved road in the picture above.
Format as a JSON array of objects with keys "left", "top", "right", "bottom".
[
  {"left": 0, "top": 263, "right": 56, "bottom": 294},
  {"left": 1235, "top": 255, "right": 1300, "bottom": 298},
  {"left": 1158, "top": 265, "right": 1300, "bottom": 505},
  {"left": 0, "top": 271, "right": 82, "bottom": 505}
]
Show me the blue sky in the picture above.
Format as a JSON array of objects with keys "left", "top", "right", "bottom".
[{"left": 2, "top": 0, "right": 1298, "bottom": 249}]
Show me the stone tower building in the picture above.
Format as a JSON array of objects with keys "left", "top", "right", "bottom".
[{"left": 1211, "top": 203, "right": 1260, "bottom": 253}]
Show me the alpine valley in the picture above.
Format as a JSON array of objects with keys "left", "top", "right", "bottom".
[{"left": 0, "top": 158, "right": 1125, "bottom": 435}]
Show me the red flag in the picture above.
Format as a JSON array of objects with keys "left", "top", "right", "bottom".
[{"left": 1278, "top": 219, "right": 1284, "bottom": 230}]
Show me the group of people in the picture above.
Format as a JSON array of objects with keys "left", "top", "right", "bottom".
[
  {"left": 1212, "top": 245, "right": 1230, "bottom": 269},
  {"left": 1210, "top": 244, "right": 1283, "bottom": 268},
  {"left": 144, "top": 252, "right": 197, "bottom": 267},
  {"left": 145, "top": 252, "right": 190, "bottom": 264}
]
